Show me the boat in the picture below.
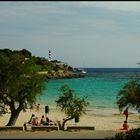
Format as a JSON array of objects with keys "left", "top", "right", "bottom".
[
  {"left": 81, "top": 69, "right": 87, "bottom": 74},
  {"left": 74, "top": 68, "right": 87, "bottom": 74}
]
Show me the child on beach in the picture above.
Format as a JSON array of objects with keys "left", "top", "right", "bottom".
[{"left": 119, "top": 121, "right": 129, "bottom": 130}]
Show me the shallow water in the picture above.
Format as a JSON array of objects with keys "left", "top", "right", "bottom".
[{"left": 37, "top": 68, "right": 140, "bottom": 115}]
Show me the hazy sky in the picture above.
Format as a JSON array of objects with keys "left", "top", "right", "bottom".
[{"left": 1, "top": 1, "right": 140, "bottom": 68}]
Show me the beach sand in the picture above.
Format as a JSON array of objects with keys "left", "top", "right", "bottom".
[
  {"left": 0, "top": 105, "right": 140, "bottom": 138},
  {"left": 0, "top": 130, "right": 117, "bottom": 139}
]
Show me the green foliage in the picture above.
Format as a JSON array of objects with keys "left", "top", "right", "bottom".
[
  {"left": 13, "top": 49, "right": 32, "bottom": 58},
  {"left": 0, "top": 50, "right": 45, "bottom": 106},
  {"left": 31, "top": 56, "right": 71, "bottom": 73},
  {"left": 0, "top": 49, "right": 46, "bottom": 125},
  {"left": 106, "top": 128, "right": 140, "bottom": 140},
  {"left": 0, "top": 48, "right": 74, "bottom": 126},
  {"left": 56, "top": 84, "right": 89, "bottom": 118},
  {"left": 56, "top": 84, "right": 89, "bottom": 130},
  {"left": 0, "top": 48, "right": 12, "bottom": 57},
  {"left": 117, "top": 79, "right": 140, "bottom": 112}
]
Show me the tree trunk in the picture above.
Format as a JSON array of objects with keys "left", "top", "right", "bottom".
[
  {"left": 61, "top": 120, "right": 67, "bottom": 130},
  {"left": 6, "top": 109, "right": 21, "bottom": 126},
  {"left": 61, "top": 117, "right": 74, "bottom": 130},
  {"left": 57, "top": 121, "right": 62, "bottom": 130}
]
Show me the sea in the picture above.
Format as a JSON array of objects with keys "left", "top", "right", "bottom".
[{"left": 37, "top": 68, "right": 140, "bottom": 116}]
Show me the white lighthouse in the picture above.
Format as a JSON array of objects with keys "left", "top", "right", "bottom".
[{"left": 48, "top": 49, "right": 51, "bottom": 61}]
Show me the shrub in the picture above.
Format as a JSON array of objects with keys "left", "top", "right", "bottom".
[{"left": 106, "top": 128, "right": 140, "bottom": 140}]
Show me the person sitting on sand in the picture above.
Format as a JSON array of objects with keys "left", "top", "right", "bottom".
[
  {"left": 42, "top": 116, "right": 50, "bottom": 125},
  {"left": 119, "top": 121, "right": 129, "bottom": 130},
  {"left": 46, "top": 116, "right": 51, "bottom": 122},
  {"left": 41, "top": 116, "right": 56, "bottom": 126},
  {"left": 40, "top": 115, "right": 46, "bottom": 125},
  {"left": 28, "top": 114, "right": 35, "bottom": 124},
  {"left": 24, "top": 114, "right": 36, "bottom": 131},
  {"left": 32, "top": 117, "right": 39, "bottom": 125},
  {"left": 46, "top": 116, "right": 57, "bottom": 126}
]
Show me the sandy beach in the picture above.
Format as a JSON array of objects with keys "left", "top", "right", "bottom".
[
  {"left": 0, "top": 130, "right": 117, "bottom": 139},
  {"left": 0, "top": 105, "right": 140, "bottom": 139},
  {"left": 0, "top": 105, "right": 140, "bottom": 131}
]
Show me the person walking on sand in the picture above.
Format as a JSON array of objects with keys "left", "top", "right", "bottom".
[
  {"left": 123, "top": 107, "right": 129, "bottom": 121},
  {"left": 37, "top": 104, "right": 40, "bottom": 112}
]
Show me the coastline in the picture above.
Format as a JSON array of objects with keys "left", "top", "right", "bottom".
[{"left": 45, "top": 72, "right": 85, "bottom": 80}]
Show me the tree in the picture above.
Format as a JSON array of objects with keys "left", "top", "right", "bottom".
[
  {"left": 0, "top": 48, "right": 12, "bottom": 57},
  {"left": 117, "top": 79, "right": 140, "bottom": 112},
  {"left": 56, "top": 84, "right": 89, "bottom": 130},
  {"left": 13, "top": 49, "right": 32, "bottom": 58},
  {"left": 0, "top": 50, "right": 46, "bottom": 126}
]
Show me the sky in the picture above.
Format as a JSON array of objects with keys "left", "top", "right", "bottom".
[{"left": 1, "top": 1, "right": 140, "bottom": 68}]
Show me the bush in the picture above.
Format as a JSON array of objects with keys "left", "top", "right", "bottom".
[{"left": 106, "top": 128, "right": 140, "bottom": 140}]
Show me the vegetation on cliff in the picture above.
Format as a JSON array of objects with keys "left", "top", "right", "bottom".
[{"left": 0, "top": 48, "right": 75, "bottom": 79}]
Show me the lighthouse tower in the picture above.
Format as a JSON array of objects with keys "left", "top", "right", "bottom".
[{"left": 48, "top": 49, "right": 51, "bottom": 61}]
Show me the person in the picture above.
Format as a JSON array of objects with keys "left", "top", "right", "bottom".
[
  {"left": 43, "top": 116, "right": 51, "bottom": 125},
  {"left": 46, "top": 116, "right": 51, "bottom": 123},
  {"left": 37, "top": 104, "right": 40, "bottom": 112},
  {"left": 28, "top": 114, "right": 35, "bottom": 124},
  {"left": 137, "top": 107, "right": 140, "bottom": 121},
  {"left": 119, "top": 121, "right": 129, "bottom": 130},
  {"left": 42, "top": 116, "right": 53, "bottom": 125},
  {"left": 32, "top": 117, "right": 39, "bottom": 125},
  {"left": 123, "top": 107, "right": 129, "bottom": 121},
  {"left": 46, "top": 116, "right": 57, "bottom": 126},
  {"left": 24, "top": 114, "right": 35, "bottom": 131},
  {"left": 40, "top": 115, "right": 46, "bottom": 125}
]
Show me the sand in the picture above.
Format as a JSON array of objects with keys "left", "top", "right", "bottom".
[
  {"left": 0, "top": 105, "right": 140, "bottom": 131},
  {"left": 0, "top": 130, "right": 117, "bottom": 139},
  {"left": 0, "top": 105, "right": 140, "bottom": 139}
]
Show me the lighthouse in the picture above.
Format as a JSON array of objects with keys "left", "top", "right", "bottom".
[{"left": 48, "top": 49, "right": 51, "bottom": 61}]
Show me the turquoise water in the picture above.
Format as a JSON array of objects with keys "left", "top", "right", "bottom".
[{"left": 37, "top": 68, "right": 140, "bottom": 115}]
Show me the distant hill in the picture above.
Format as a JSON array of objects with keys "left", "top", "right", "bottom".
[{"left": 0, "top": 48, "right": 84, "bottom": 79}]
